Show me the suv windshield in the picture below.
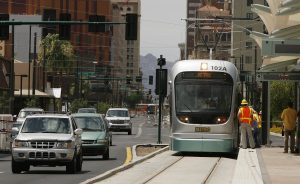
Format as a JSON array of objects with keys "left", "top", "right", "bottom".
[
  {"left": 18, "top": 111, "right": 43, "bottom": 118},
  {"left": 21, "top": 117, "right": 71, "bottom": 134},
  {"left": 107, "top": 110, "right": 128, "bottom": 117},
  {"left": 78, "top": 108, "right": 97, "bottom": 113},
  {"left": 73, "top": 116, "right": 104, "bottom": 131}
]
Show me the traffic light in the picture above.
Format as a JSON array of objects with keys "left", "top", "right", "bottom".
[
  {"left": 42, "top": 9, "right": 56, "bottom": 38},
  {"left": 0, "top": 14, "right": 9, "bottom": 40},
  {"left": 89, "top": 15, "right": 106, "bottom": 33},
  {"left": 149, "top": 75, "right": 153, "bottom": 85},
  {"left": 59, "top": 13, "right": 71, "bottom": 40},
  {"left": 125, "top": 14, "right": 138, "bottom": 40},
  {"left": 155, "top": 69, "right": 168, "bottom": 97}
]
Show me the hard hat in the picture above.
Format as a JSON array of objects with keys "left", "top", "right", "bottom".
[{"left": 241, "top": 99, "right": 248, "bottom": 105}]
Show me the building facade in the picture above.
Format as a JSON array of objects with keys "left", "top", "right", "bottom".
[
  {"left": 185, "top": 0, "right": 232, "bottom": 59},
  {"left": 111, "top": 0, "right": 141, "bottom": 106},
  {"left": 231, "top": 0, "right": 264, "bottom": 73},
  {"left": 193, "top": 2, "right": 231, "bottom": 60}
]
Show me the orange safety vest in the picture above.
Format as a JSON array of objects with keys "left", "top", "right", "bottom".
[{"left": 239, "top": 106, "right": 252, "bottom": 124}]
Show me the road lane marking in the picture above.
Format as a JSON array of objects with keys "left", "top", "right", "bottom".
[
  {"left": 134, "top": 122, "right": 145, "bottom": 138},
  {"left": 123, "top": 146, "right": 132, "bottom": 165}
]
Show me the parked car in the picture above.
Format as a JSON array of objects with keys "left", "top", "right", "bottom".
[
  {"left": 72, "top": 113, "right": 111, "bottom": 159},
  {"left": 105, "top": 108, "right": 132, "bottom": 135},
  {"left": 77, "top": 108, "right": 97, "bottom": 113},
  {"left": 11, "top": 114, "right": 83, "bottom": 174},
  {"left": 12, "top": 108, "right": 44, "bottom": 139}
]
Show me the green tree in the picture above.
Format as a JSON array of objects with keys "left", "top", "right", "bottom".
[
  {"left": 38, "top": 34, "right": 74, "bottom": 76},
  {"left": 125, "top": 92, "right": 143, "bottom": 109},
  {"left": 25, "top": 97, "right": 39, "bottom": 108},
  {"left": 270, "top": 81, "right": 295, "bottom": 120},
  {"left": 69, "top": 99, "right": 88, "bottom": 113},
  {"left": 95, "top": 102, "right": 111, "bottom": 114},
  {"left": 38, "top": 34, "right": 75, "bottom": 111}
]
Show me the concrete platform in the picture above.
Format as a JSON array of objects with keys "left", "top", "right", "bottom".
[{"left": 81, "top": 140, "right": 300, "bottom": 184}]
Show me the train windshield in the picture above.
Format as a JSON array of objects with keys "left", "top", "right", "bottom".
[{"left": 174, "top": 71, "right": 233, "bottom": 124}]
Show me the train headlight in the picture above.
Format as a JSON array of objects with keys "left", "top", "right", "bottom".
[
  {"left": 178, "top": 116, "right": 189, "bottom": 123},
  {"left": 201, "top": 63, "right": 208, "bottom": 70},
  {"left": 215, "top": 116, "right": 227, "bottom": 124}
]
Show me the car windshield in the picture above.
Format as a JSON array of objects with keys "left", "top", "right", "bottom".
[
  {"left": 12, "top": 123, "right": 22, "bottom": 129},
  {"left": 21, "top": 117, "right": 71, "bottom": 134},
  {"left": 18, "top": 110, "right": 43, "bottom": 118},
  {"left": 78, "top": 108, "right": 97, "bottom": 113},
  {"left": 73, "top": 116, "right": 104, "bottom": 131},
  {"left": 106, "top": 110, "right": 129, "bottom": 117}
]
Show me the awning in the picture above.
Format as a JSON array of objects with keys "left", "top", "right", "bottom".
[
  {"left": 260, "top": 56, "right": 299, "bottom": 72},
  {"left": 14, "top": 88, "right": 61, "bottom": 98}
]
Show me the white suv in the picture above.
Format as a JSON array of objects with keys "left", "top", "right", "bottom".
[
  {"left": 11, "top": 114, "right": 83, "bottom": 174},
  {"left": 105, "top": 108, "right": 132, "bottom": 135}
]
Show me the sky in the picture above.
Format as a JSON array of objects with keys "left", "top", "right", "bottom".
[{"left": 140, "top": 0, "right": 186, "bottom": 62}]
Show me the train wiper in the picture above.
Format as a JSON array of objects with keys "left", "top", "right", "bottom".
[{"left": 183, "top": 103, "right": 193, "bottom": 112}]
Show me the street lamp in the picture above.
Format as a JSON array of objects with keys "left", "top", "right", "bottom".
[{"left": 18, "top": 74, "right": 28, "bottom": 97}]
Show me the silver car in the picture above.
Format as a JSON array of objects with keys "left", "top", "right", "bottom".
[{"left": 11, "top": 114, "right": 83, "bottom": 174}]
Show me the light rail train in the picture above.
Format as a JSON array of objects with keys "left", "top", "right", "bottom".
[{"left": 169, "top": 59, "right": 240, "bottom": 153}]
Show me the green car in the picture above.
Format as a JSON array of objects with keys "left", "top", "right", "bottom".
[{"left": 72, "top": 113, "right": 111, "bottom": 160}]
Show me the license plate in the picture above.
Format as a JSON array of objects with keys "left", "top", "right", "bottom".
[{"left": 195, "top": 127, "right": 210, "bottom": 132}]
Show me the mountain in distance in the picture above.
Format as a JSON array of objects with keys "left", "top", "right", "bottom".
[{"left": 140, "top": 53, "right": 174, "bottom": 96}]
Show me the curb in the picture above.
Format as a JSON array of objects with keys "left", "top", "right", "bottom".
[{"left": 80, "top": 144, "right": 169, "bottom": 184}]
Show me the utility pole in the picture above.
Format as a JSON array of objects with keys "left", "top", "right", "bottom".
[
  {"left": 9, "top": 23, "right": 15, "bottom": 114},
  {"left": 28, "top": 25, "right": 31, "bottom": 97},
  {"left": 156, "top": 55, "right": 167, "bottom": 144},
  {"left": 32, "top": 32, "right": 37, "bottom": 95}
]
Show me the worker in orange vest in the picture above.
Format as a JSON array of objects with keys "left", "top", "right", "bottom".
[{"left": 237, "top": 99, "right": 255, "bottom": 149}]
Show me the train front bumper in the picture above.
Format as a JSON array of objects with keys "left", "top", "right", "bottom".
[{"left": 170, "top": 136, "right": 235, "bottom": 153}]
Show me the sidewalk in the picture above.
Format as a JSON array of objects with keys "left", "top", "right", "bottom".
[
  {"left": 259, "top": 146, "right": 300, "bottom": 184},
  {"left": 81, "top": 134, "right": 300, "bottom": 184}
]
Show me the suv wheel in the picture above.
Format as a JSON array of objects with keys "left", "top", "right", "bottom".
[
  {"left": 11, "top": 157, "right": 22, "bottom": 174},
  {"left": 76, "top": 150, "right": 83, "bottom": 172},
  {"left": 128, "top": 129, "right": 132, "bottom": 135},
  {"left": 22, "top": 163, "right": 30, "bottom": 172},
  {"left": 66, "top": 154, "right": 77, "bottom": 174},
  {"left": 103, "top": 147, "right": 110, "bottom": 160}
]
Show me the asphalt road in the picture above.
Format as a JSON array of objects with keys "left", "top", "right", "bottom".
[{"left": 0, "top": 115, "right": 170, "bottom": 184}]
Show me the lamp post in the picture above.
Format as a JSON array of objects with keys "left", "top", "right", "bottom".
[
  {"left": 6, "top": 74, "right": 28, "bottom": 97},
  {"left": 18, "top": 74, "right": 28, "bottom": 97}
]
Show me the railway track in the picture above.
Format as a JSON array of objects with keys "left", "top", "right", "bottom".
[{"left": 144, "top": 155, "right": 236, "bottom": 184}]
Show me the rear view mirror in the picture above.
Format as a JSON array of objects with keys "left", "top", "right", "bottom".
[
  {"left": 74, "top": 128, "right": 82, "bottom": 135},
  {"left": 12, "top": 127, "right": 19, "bottom": 133}
]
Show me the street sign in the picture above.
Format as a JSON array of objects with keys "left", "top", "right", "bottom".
[
  {"left": 257, "top": 71, "right": 300, "bottom": 81},
  {"left": 261, "top": 38, "right": 300, "bottom": 57},
  {"left": 81, "top": 72, "right": 95, "bottom": 78}
]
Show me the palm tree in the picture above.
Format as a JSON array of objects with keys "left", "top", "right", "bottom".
[{"left": 38, "top": 34, "right": 75, "bottom": 111}]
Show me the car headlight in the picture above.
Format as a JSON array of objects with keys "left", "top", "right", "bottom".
[
  {"left": 125, "top": 120, "right": 130, "bottom": 124},
  {"left": 13, "top": 140, "right": 29, "bottom": 148},
  {"left": 56, "top": 142, "right": 72, "bottom": 149}
]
